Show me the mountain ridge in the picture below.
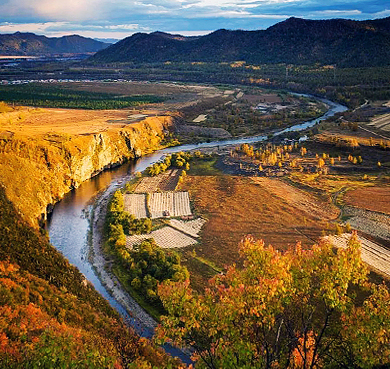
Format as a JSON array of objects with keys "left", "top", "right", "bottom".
[
  {"left": 90, "top": 16, "right": 390, "bottom": 67},
  {"left": 0, "top": 32, "right": 110, "bottom": 56}
]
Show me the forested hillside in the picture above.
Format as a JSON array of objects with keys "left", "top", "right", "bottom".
[
  {"left": 91, "top": 16, "right": 390, "bottom": 67},
  {"left": 0, "top": 185, "right": 177, "bottom": 367}
]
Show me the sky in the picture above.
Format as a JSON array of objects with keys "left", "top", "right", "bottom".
[{"left": 0, "top": 0, "right": 389, "bottom": 41}]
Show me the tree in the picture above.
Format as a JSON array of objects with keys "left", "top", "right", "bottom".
[{"left": 157, "top": 233, "right": 390, "bottom": 368}]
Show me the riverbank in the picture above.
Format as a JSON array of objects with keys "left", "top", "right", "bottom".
[
  {"left": 89, "top": 175, "right": 158, "bottom": 336},
  {"left": 47, "top": 93, "right": 348, "bottom": 363},
  {"left": 87, "top": 96, "right": 347, "bottom": 326}
]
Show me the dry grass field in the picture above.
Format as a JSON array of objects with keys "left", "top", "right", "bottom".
[
  {"left": 0, "top": 105, "right": 173, "bottom": 138},
  {"left": 179, "top": 175, "right": 335, "bottom": 288},
  {"left": 368, "top": 113, "right": 390, "bottom": 131},
  {"left": 251, "top": 177, "right": 340, "bottom": 221},
  {"left": 288, "top": 173, "right": 376, "bottom": 206},
  {"left": 345, "top": 187, "right": 390, "bottom": 215}
]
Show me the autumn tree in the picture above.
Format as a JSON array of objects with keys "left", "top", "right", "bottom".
[{"left": 156, "top": 234, "right": 390, "bottom": 368}]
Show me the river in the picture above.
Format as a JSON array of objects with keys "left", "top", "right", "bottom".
[{"left": 47, "top": 95, "right": 347, "bottom": 360}]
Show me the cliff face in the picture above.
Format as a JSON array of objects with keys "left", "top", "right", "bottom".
[{"left": 0, "top": 116, "right": 172, "bottom": 225}]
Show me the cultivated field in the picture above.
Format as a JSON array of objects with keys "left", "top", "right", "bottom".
[
  {"left": 169, "top": 218, "right": 206, "bottom": 238},
  {"left": 368, "top": 113, "right": 390, "bottom": 131},
  {"left": 126, "top": 226, "right": 197, "bottom": 249},
  {"left": 193, "top": 114, "right": 207, "bottom": 123},
  {"left": 343, "top": 206, "right": 390, "bottom": 242},
  {"left": 134, "top": 169, "right": 179, "bottom": 193},
  {"left": 325, "top": 233, "right": 390, "bottom": 278},
  {"left": 123, "top": 194, "right": 147, "bottom": 219},
  {"left": 149, "top": 191, "right": 192, "bottom": 218}
]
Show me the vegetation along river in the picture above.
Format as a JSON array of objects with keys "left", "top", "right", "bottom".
[{"left": 47, "top": 95, "right": 347, "bottom": 360}]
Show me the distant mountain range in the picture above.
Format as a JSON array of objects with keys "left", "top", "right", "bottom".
[
  {"left": 91, "top": 17, "right": 390, "bottom": 67},
  {"left": 0, "top": 32, "right": 110, "bottom": 56}
]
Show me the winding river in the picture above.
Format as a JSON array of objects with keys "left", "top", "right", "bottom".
[{"left": 47, "top": 96, "right": 347, "bottom": 361}]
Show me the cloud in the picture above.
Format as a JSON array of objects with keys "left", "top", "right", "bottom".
[
  {"left": 0, "top": 21, "right": 149, "bottom": 39},
  {"left": 167, "top": 30, "right": 214, "bottom": 36},
  {"left": 0, "top": 0, "right": 388, "bottom": 39},
  {"left": 372, "top": 9, "right": 390, "bottom": 18},
  {"left": 184, "top": 9, "right": 289, "bottom": 19},
  {"left": 310, "top": 9, "right": 362, "bottom": 16},
  {"left": 0, "top": 0, "right": 104, "bottom": 21}
]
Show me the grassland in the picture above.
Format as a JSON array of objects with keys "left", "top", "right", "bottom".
[
  {"left": 0, "top": 104, "right": 172, "bottom": 137},
  {"left": 288, "top": 173, "right": 376, "bottom": 206},
  {"left": 186, "top": 156, "right": 222, "bottom": 176},
  {"left": 178, "top": 174, "right": 338, "bottom": 290},
  {"left": 345, "top": 187, "right": 390, "bottom": 215}
]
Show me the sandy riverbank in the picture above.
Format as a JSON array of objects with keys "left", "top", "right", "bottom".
[{"left": 89, "top": 177, "right": 158, "bottom": 336}]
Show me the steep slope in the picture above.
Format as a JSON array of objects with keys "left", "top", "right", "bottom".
[
  {"left": 90, "top": 16, "right": 390, "bottom": 67},
  {"left": 0, "top": 111, "right": 172, "bottom": 226},
  {"left": 0, "top": 103, "right": 180, "bottom": 366},
  {"left": 0, "top": 185, "right": 178, "bottom": 368},
  {"left": 0, "top": 32, "right": 110, "bottom": 55}
]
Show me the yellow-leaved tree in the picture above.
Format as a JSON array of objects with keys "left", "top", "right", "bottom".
[{"left": 157, "top": 233, "right": 390, "bottom": 368}]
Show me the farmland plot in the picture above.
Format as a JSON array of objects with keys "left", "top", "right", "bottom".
[
  {"left": 134, "top": 176, "right": 163, "bottom": 193},
  {"left": 134, "top": 169, "right": 180, "bottom": 193},
  {"left": 149, "top": 191, "right": 192, "bottom": 218},
  {"left": 325, "top": 233, "right": 390, "bottom": 278},
  {"left": 169, "top": 218, "right": 206, "bottom": 238},
  {"left": 126, "top": 226, "right": 198, "bottom": 249},
  {"left": 159, "top": 169, "right": 180, "bottom": 191},
  {"left": 123, "top": 194, "right": 147, "bottom": 218},
  {"left": 368, "top": 113, "right": 390, "bottom": 131},
  {"left": 343, "top": 206, "right": 390, "bottom": 242}
]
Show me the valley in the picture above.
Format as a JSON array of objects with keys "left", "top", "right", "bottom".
[
  {"left": 2, "top": 7, "right": 390, "bottom": 369},
  {"left": 1, "top": 79, "right": 390, "bottom": 368}
]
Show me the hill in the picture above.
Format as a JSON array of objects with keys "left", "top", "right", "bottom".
[
  {"left": 0, "top": 32, "right": 110, "bottom": 56},
  {"left": 91, "top": 16, "right": 390, "bottom": 67},
  {"left": 0, "top": 184, "right": 178, "bottom": 367},
  {"left": 0, "top": 100, "right": 179, "bottom": 366}
]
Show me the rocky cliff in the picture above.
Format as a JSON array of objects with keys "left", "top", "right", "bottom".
[{"left": 0, "top": 115, "right": 172, "bottom": 225}]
